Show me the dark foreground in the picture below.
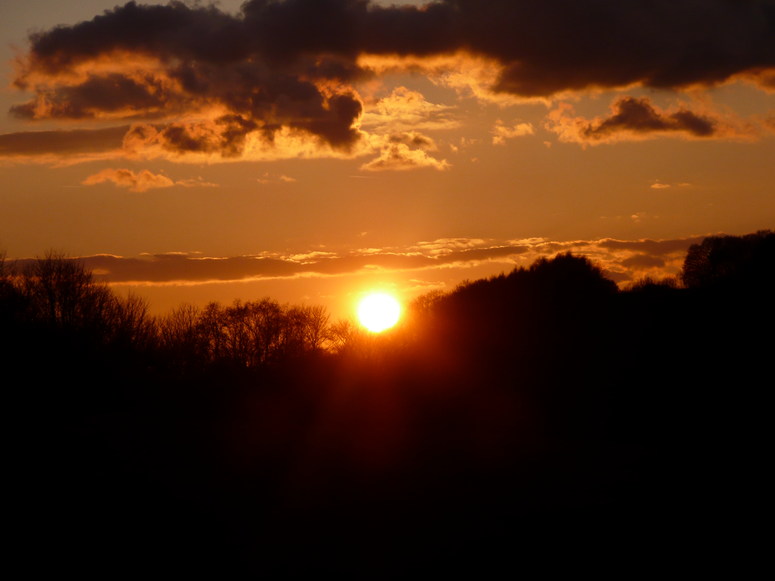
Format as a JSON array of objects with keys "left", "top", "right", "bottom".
[{"left": 5, "top": 234, "right": 772, "bottom": 575}]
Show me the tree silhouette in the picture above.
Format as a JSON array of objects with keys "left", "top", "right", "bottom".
[
  {"left": 157, "top": 303, "right": 204, "bottom": 370},
  {"left": 0, "top": 251, "right": 155, "bottom": 368},
  {"left": 682, "top": 230, "right": 775, "bottom": 289},
  {"left": 0, "top": 251, "right": 22, "bottom": 322},
  {"left": 155, "top": 298, "right": 333, "bottom": 370},
  {"left": 21, "top": 251, "right": 106, "bottom": 328},
  {"left": 3, "top": 238, "right": 771, "bottom": 575}
]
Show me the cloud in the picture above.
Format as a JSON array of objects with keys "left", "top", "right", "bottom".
[
  {"left": 360, "top": 86, "right": 459, "bottom": 132},
  {"left": 361, "top": 131, "right": 450, "bottom": 171},
  {"left": 546, "top": 97, "right": 757, "bottom": 145},
  {"left": 82, "top": 168, "right": 217, "bottom": 192},
  {"left": 117, "top": 120, "right": 370, "bottom": 164},
  {"left": 3, "top": 0, "right": 772, "bottom": 169},
  {"left": 650, "top": 180, "right": 692, "bottom": 190},
  {"left": 9, "top": 0, "right": 774, "bottom": 162},
  {"left": 0, "top": 126, "right": 128, "bottom": 164},
  {"left": 257, "top": 0, "right": 775, "bottom": 96},
  {"left": 621, "top": 254, "right": 666, "bottom": 269},
  {"left": 175, "top": 176, "right": 219, "bottom": 188},
  {"left": 13, "top": 3, "right": 367, "bottom": 159},
  {"left": 8, "top": 234, "right": 705, "bottom": 291},
  {"left": 492, "top": 120, "right": 534, "bottom": 145},
  {"left": 82, "top": 168, "right": 173, "bottom": 191},
  {"left": 257, "top": 172, "right": 297, "bottom": 184},
  {"left": 597, "top": 236, "right": 706, "bottom": 255}
]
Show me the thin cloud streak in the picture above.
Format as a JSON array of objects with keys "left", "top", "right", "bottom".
[
  {"left": 81, "top": 168, "right": 218, "bottom": 191},
  {"left": 82, "top": 168, "right": 172, "bottom": 192},
  {"left": 0, "top": 126, "right": 128, "bottom": 165},
  {"left": 9, "top": 235, "right": 706, "bottom": 290}
]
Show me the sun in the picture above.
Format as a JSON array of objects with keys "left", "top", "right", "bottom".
[{"left": 357, "top": 292, "right": 402, "bottom": 333}]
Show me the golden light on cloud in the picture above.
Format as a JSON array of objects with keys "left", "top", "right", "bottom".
[
  {"left": 356, "top": 52, "right": 527, "bottom": 105},
  {"left": 357, "top": 292, "right": 402, "bottom": 333}
]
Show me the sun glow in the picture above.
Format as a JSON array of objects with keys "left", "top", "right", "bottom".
[{"left": 357, "top": 292, "right": 402, "bottom": 333}]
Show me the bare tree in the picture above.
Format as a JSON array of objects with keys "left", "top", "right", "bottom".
[
  {"left": 22, "top": 251, "right": 99, "bottom": 327},
  {"left": 244, "top": 299, "right": 285, "bottom": 365},
  {"left": 300, "top": 304, "right": 330, "bottom": 351}
]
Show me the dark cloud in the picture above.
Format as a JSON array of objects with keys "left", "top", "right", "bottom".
[
  {"left": 11, "top": 73, "right": 173, "bottom": 120},
  {"left": 444, "top": 245, "right": 530, "bottom": 263},
  {"left": 8, "top": 235, "right": 703, "bottom": 289},
  {"left": 13, "top": 1, "right": 774, "bottom": 129},
  {"left": 19, "top": 1, "right": 250, "bottom": 73},
  {"left": 621, "top": 254, "right": 666, "bottom": 269},
  {"left": 0, "top": 126, "right": 128, "bottom": 156},
  {"left": 7, "top": 1, "right": 773, "bottom": 161},
  {"left": 7, "top": 241, "right": 529, "bottom": 285},
  {"left": 83, "top": 254, "right": 304, "bottom": 283},
  {"left": 157, "top": 115, "right": 260, "bottom": 157},
  {"left": 13, "top": 2, "right": 368, "bottom": 155},
  {"left": 545, "top": 97, "right": 749, "bottom": 144},
  {"left": 242, "top": 0, "right": 775, "bottom": 94},
  {"left": 598, "top": 236, "right": 706, "bottom": 255},
  {"left": 581, "top": 97, "right": 718, "bottom": 139},
  {"left": 470, "top": 1, "right": 775, "bottom": 95}
]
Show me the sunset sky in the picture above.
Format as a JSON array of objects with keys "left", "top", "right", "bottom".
[{"left": 2, "top": 0, "right": 773, "bottom": 320}]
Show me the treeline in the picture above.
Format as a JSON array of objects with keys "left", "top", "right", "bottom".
[
  {"left": 3, "top": 229, "right": 773, "bottom": 576},
  {"left": 2, "top": 229, "right": 772, "bottom": 375},
  {"left": 0, "top": 252, "right": 345, "bottom": 375},
  {"left": 0, "top": 251, "right": 153, "bottom": 348}
]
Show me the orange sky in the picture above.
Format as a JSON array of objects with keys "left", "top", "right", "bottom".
[{"left": 2, "top": 0, "right": 773, "bottom": 321}]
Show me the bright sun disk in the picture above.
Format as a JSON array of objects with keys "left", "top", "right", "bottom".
[{"left": 357, "top": 292, "right": 401, "bottom": 333}]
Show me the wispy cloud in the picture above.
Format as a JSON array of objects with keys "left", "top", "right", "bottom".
[
  {"left": 492, "top": 120, "right": 534, "bottom": 145},
  {"left": 257, "top": 172, "right": 297, "bottom": 184},
  {"left": 9, "top": 235, "right": 707, "bottom": 291},
  {"left": 82, "top": 168, "right": 218, "bottom": 192},
  {"left": 82, "top": 168, "right": 173, "bottom": 192},
  {"left": 650, "top": 180, "right": 692, "bottom": 190}
]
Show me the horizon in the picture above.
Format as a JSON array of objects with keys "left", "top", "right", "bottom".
[{"left": 2, "top": 0, "right": 773, "bottom": 320}]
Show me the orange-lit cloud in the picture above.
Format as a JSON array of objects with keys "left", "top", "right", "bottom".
[
  {"left": 492, "top": 120, "right": 534, "bottom": 145},
  {"left": 8, "top": 235, "right": 705, "bottom": 292},
  {"left": 81, "top": 168, "right": 218, "bottom": 192},
  {"left": 360, "top": 86, "right": 459, "bottom": 132},
  {"left": 361, "top": 131, "right": 449, "bottom": 171},
  {"left": 546, "top": 97, "right": 760, "bottom": 145},
  {"left": 6, "top": 0, "right": 773, "bottom": 165},
  {"left": 82, "top": 168, "right": 172, "bottom": 192},
  {"left": 650, "top": 180, "right": 692, "bottom": 190}
]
